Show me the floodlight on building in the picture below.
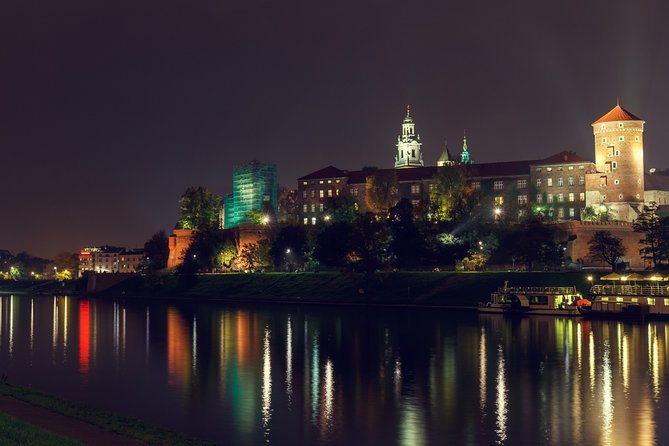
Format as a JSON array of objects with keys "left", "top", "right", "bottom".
[
  {"left": 262, "top": 215, "right": 270, "bottom": 224},
  {"left": 494, "top": 208, "right": 502, "bottom": 216}
]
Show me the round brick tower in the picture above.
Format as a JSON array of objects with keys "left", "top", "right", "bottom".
[{"left": 590, "top": 103, "right": 645, "bottom": 221}]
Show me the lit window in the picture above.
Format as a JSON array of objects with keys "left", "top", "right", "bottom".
[
  {"left": 601, "top": 297, "right": 609, "bottom": 302},
  {"left": 311, "top": 217, "right": 316, "bottom": 225},
  {"left": 547, "top": 178, "right": 553, "bottom": 187},
  {"left": 311, "top": 204, "right": 315, "bottom": 212},
  {"left": 536, "top": 178, "right": 542, "bottom": 187},
  {"left": 579, "top": 165, "right": 584, "bottom": 170},
  {"left": 320, "top": 190, "right": 324, "bottom": 198},
  {"left": 648, "top": 298, "right": 656, "bottom": 305},
  {"left": 558, "top": 193, "right": 564, "bottom": 202},
  {"left": 547, "top": 167, "right": 553, "bottom": 172},
  {"left": 319, "top": 180, "right": 324, "bottom": 184},
  {"left": 494, "top": 196, "right": 504, "bottom": 205},
  {"left": 664, "top": 299, "right": 669, "bottom": 306},
  {"left": 303, "top": 218, "right": 308, "bottom": 224},
  {"left": 579, "top": 192, "right": 585, "bottom": 201},
  {"left": 472, "top": 182, "right": 481, "bottom": 190},
  {"left": 536, "top": 167, "right": 542, "bottom": 172},
  {"left": 494, "top": 181, "right": 503, "bottom": 190},
  {"left": 616, "top": 297, "right": 624, "bottom": 302},
  {"left": 612, "top": 162, "right": 617, "bottom": 170},
  {"left": 517, "top": 195, "right": 528, "bottom": 205},
  {"left": 327, "top": 180, "right": 332, "bottom": 184},
  {"left": 569, "top": 208, "right": 575, "bottom": 218},
  {"left": 558, "top": 208, "right": 565, "bottom": 218},
  {"left": 319, "top": 203, "right": 324, "bottom": 212},
  {"left": 411, "top": 199, "right": 419, "bottom": 206},
  {"left": 336, "top": 189, "right": 340, "bottom": 196},
  {"left": 429, "top": 183, "right": 436, "bottom": 192},
  {"left": 536, "top": 194, "right": 543, "bottom": 203},
  {"left": 632, "top": 298, "right": 639, "bottom": 303},
  {"left": 351, "top": 187, "right": 358, "bottom": 197},
  {"left": 568, "top": 166, "right": 574, "bottom": 171},
  {"left": 303, "top": 181, "right": 308, "bottom": 185},
  {"left": 411, "top": 184, "right": 421, "bottom": 194},
  {"left": 547, "top": 194, "right": 554, "bottom": 203},
  {"left": 568, "top": 193, "right": 574, "bottom": 202},
  {"left": 558, "top": 177, "right": 564, "bottom": 186},
  {"left": 568, "top": 176, "right": 574, "bottom": 185},
  {"left": 303, "top": 204, "right": 307, "bottom": 212},
  {"left": 579, "top": 176, "right": 585, "bottom": 185},
  {"left": 311, "top": 190, "right": 315, "bottom": 198},
  {"left": 335, "top": 179, "right": 340, "bottom": 183},
  {"left": 517, "top": 179, "right": 527, "bottom": 189},
  {"left": 328, "top": 189, "right": 333, "bottom": 197}
]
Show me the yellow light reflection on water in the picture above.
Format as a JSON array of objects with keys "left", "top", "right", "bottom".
[
  {"left": 9, "top": 296, "right": 14, "bottom": 357},
  {"left": 495, "top": 345, "right": 507, "bottom": 444},
  {"left": 261, "top": 327, "right": 272, "bottom": 441},
  {"left": 399, "top": 394, "right": 426, "bottom": 446},
  {"left": 286, "top": 315, "right": 293, "bottom": 405},
  {"left": 649, "top": 323, "right": 660, "bottom": 398},
  {"left": 589, "top": 332, "right": 595, "bottom": 391},
  {"left": 479, "top": 327, "right": 487, "bottom": 414},
  {"left": 30, "top": 298, "right": 34, "bottom": 353},
  {"left": 601, "top": 341, "right": 613, "bottom": 446},
  {"left": 322, "top": 358, "right": 334, "bottom": 432}
]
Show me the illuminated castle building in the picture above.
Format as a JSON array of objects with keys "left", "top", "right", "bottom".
[
  {"left": 222, "top": 160, "right": 277, "bottom": 228},
  {"left": 297, "top": 103, "right": 669, "bottom": 226}
]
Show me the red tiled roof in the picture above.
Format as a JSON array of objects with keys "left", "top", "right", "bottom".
[
  {"left": 298, "top": 166, "right": 348, "bottom": 180},
  {"left": 533, "top": 151, "right": 592, "bottom": 165},
  {"left": 645, "top": 173, "right": 669, "bottom": 192},
  {"left": 593, "top": 105, "right": 642, "bottom": 124}
]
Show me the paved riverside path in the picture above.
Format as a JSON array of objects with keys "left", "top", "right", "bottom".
[{"left": 0, "top": 395, "right": 146, "bottom": 445}]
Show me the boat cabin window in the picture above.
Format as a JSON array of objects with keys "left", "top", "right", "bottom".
[
  {"left": 631, "top": 298, "right": 639, "bottom": 303},
  {"left": 648, "top": 298, "right": 656, "bottom": 305},
  {"left": 529, "top": 296, "right": 548, "bottom": 305},
  {"left": 664, "top": 298, "right": 669, "bottom": 306},
  {"left": 601, "top": 297, "right": 609, "bottom": 302},
  {"left": 616, "top": 297, "right": 623, "bottom": 302}
]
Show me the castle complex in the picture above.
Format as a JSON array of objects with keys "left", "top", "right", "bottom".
[{"left": 298, "top": 103, "right": 669, "bottom": 226}]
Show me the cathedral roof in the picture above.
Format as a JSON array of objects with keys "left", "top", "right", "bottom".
[
  {"left": 437, "top": 143, "right": 456, "bottom": 164},
  {"left": 534, "top": 151, "right": 592, "bottom": 165},
  {"left": 298, "top": 166, "right": 348, "bottom": 180},
  {"left": 593, "top": 104, "right": 642, "bottom": 124}
]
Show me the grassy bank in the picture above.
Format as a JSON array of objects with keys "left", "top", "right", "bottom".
[
  {"left": 0, "top": 413, "right": 81, "bottom": 446},
  {"left": 108, "top": 271, "right": 596, "bottom": 306},
  {"left": 0, "top": 383, "right": 214, "bottom": 446}
]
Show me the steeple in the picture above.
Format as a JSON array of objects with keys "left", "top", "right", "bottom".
[
  {"left": 460, "top": 131, "right": 472, "bottom": 164},
  {"left": 437, "top": 140, "right": 456, "bottom": 167},
  {"left": 394, "top": 105, "right": 424, "bottom": 168}
]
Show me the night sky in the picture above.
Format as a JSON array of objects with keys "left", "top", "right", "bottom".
[{"left": 3, "top": 0, "right": 669, "bottom": 258}]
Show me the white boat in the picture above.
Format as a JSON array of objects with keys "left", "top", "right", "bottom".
[
  {"left": 580, "top": 281, "right": 669, "bottom": 319},
  {"left": 479, "top": 283, "right": 581, "bottom": 316}
]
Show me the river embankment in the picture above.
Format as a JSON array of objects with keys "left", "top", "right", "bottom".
[
  {"left": 103, "top": 271, "right": 596, "bottom": 307},
  {"left": 1, "top": 271, "right": 597, "bottom": 307}
]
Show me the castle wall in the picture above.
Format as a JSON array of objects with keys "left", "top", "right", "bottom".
[
  {"left": 167, "top": 229, "right": 195, "bottom": 269},
  {"left": 559, "top": 220, "right": 645, "bottom": 270}
]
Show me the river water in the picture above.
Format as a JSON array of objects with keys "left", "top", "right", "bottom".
[{"left": 0, "top": 294, "right": 667, "bottom": 445}]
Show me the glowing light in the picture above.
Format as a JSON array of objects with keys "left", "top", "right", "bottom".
[
  {"left": 286, "top": 315, "right": 293, "bottom": 405},
  {"left": 495, "top": 345, "right": 507, "bottom": 444},
  {"left": 323, "top": 358, "right": 334, "bottom": 428},
  {"left": 601, "top": 341, "right": 613, "bottom": 445},
  {"left": 261, "top": 327, "right": 272, "bottom": 440},
  {"left": 479, "top": 327, "right": 487, "bottom": 413},
  {"left": 262, "top": 215, "right": 270, "bottom": 224}
]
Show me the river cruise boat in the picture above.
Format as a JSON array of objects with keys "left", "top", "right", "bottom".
[
  {"left": 580, "top": 278, "right": 669, "bottom": 319},
  {"left": 479, "top": 283, "right": 581, "bottom": 316}
]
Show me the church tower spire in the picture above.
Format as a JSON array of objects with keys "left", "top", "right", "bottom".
[
  {"left": 460, "top": 131, "right": 472, "bottom": 164},
  {"left": 394, "top": 105, "right": 424, "bottom": 168}
]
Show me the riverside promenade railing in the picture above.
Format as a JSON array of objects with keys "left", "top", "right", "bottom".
[
  {"left": 591, "top": 284, "right": 669, "bottom": 296},
  {"left": 499, "top": 286, "right": 577, "bottom": 295}
]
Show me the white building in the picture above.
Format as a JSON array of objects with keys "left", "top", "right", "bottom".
[{"left": 394, "top": 106, "right": 424, "bottom": 168}]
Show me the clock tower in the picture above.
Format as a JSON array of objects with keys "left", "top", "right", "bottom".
[{"left": 394, "top": 106, "right": 424, "bottom": 168}]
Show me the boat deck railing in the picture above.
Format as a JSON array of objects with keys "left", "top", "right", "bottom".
[
  {"left": 498, "top": 286, "right": 577, "bottom": 295},
  {"left": 590, "top": 284, "right": 669, "bottom": 296}
]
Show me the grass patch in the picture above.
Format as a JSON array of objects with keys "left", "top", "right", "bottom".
[
  {"left": 0, "top": 384, "right": 214, "bottom": 446},
  {"left": 0, "top": 413, "right": 82, "bottom": 446},
  {"left": 107, "top": 270, "right": 597, "bottom": 307}
]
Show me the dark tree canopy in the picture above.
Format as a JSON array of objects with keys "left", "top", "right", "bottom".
[
  {"left": 144, "top": 230, "right": 169, "bottom": 270},
  {"left": 633, "top": 202, "right": 669, "bottom": 268},
  {"left": 588, "top": 230, "right": 626, "bottom": 271},
  {"left": 179, "top": 186, "right": 222, "bottom": 230}
]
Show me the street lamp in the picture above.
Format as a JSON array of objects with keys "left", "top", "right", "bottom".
[
  {"left": 262, "top": 215, "right": 270, "bottom": 225},
  {"left": 324, "top": 215, "right": 331, "bottom": 222},
  {"left": 286, "top": 248, "right": 291, "bottom": 254}
]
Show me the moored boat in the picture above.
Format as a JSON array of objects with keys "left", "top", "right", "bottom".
[
  {"left": 479, "top": 282, "right": 582, "bottom": 316},
  {"left": 579, "top": 274, "right": 669, "bottom": 319}
]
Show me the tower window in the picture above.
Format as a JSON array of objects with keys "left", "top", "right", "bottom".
[
  {"left": 602, "top": 138, "right": 607, "bottom": 143},
  {"left": 547, "top": 178, "right": 553, "bottom": 187},
  {"left": 635, "top": 136, "right": 639, "bottom": 142},
  {"left": 612, "top": 162, "right": 618, "bottom": 170},
  {"left": 569, "top": 193, "right": 574, "bottom": 202},
  {"left": 558, "top": 177, "right": 564, "bottom": 186},
  {"left": 536, "top": 178, "right": 542, "bottom": 187},
  {"left": 618, "top": 123, "right": 624, "bottom": 128},
  {"left": 601, "top": 124, "right": 606, "bottom": 129},
  {"left": 614, "top": 179, "right": 620, "bottom": 185},
  {"left": 619, "top": 136, "right": 624, "bottom": 142},
  {"left": 536, "top": 194, "right": 543, "bottom": 203},
  {"left": 618, "top": 194, "right": 623, "bottom": 199},
  {"left": 568, "top": 176, "right": 574, "bottom": 185}
]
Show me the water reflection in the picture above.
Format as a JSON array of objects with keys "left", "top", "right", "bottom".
[{"left": 2, "top": 295, "right": 669, "bottom": 445}]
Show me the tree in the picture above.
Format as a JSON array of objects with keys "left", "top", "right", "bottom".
[
  {"left": 244, "top": 209, "right": 267, "bottom": 225},
  {"left": 277, "top": 186, "right": 300, "bottom": 224},
  {"left": 365, "top": 170, "right": 399, "bottom": 214},
  {"left": 54, "top": 252, "right": 79, "bottom": 275},
  {"left": 314, "top": 222, "right": 352, "bottom": 268},
  {"left": 430, "top": 166, "right": 477, "bottom": 221},
  {"left": 513, "top": 217, "right": 560, "bottom": 271},
  {"left": 269, "top": 225, "right": 308, "bottom": 269},
  {"left": 633, "top": 202, "right": 667, "bottom": 268},
  {"left": 179, "top": 186, "right": 222, "bottom": 230},
  {"left": 238, "top": 240, "right": 271, "bottom": 271},
  {"left": 143, "top": 230, "right": 169, "bottom": 270},
  {"left": 588, "top": 230, "right": 626, "bottom": 271},
  {"left": 348, "top": 213, "right": 392, "bottom": 277},
  {"left": 389, "top": 199, "right": 422, "bottom": 269},
  {"left": 324, "top": 192, "right": 358, "bottom": 223},
  {"left": 218, "top": 240, "right": 239, "bottom": 270}
]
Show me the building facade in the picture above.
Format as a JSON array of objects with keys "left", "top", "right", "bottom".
[
  {"left": 223, "top": 160, "right": 278, "bottom": 228},
  {"left": 78, "top": 246, "right": 144, "bottom": 277}
]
